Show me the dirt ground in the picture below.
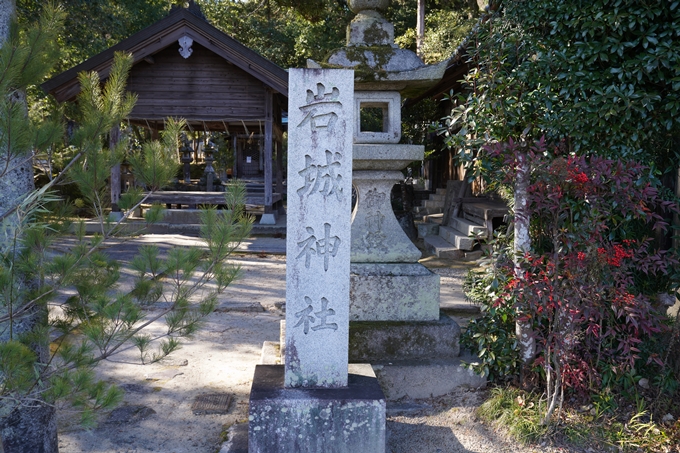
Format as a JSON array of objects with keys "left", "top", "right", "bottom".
[{"left": 52, "top": 235, "right": 571, "bottom": 453}]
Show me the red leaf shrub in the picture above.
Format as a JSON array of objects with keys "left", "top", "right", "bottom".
[{"left": 484, "top": 138, "right": 678, "bottom": 396}]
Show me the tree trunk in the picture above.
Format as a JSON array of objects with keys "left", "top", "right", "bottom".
[
  {"left": 0, "top": 307, "right": 58, "bottom": 453},
  {"left": 0, "top": 1, "right": 59, "bottom": 451},
  {"left": 416, "top": 0, "right": 425, "bottom": 59},
  {"left": 514, "top": 152, "right": 535, "bottom": 385}
]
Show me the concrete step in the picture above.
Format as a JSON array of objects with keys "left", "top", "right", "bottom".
[
  {"left": 422, "top": 212, "right": 444, "bottom": 224},
  {"left": 428, "top": 193, "right": 445, "bottom": 202},
  {"left": 423, "top": 199, "right": 444, "bottom": 209},
  {"left": 449, "top": 217, "right": 487, "bottom": 239},
  {"left": 416, "top": 222, "right": 439, "bottom": 239},
  {"left": 435, "top": 188, "right": 447, "bottom": 195},
  {"left": 371, "top": 354, "right": 486, "bottom": 400},
  {"left": 438, "top": 225, "right": 476, "bottom": 251},
  {"left": 423, "top": 234, "right": 463, "bottom": 259}
]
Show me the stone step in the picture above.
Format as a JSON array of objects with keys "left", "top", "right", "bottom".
[
  {"left": 371, "top": 354, "right": 486, "bottom": 400},
  {"left": 423, "top": 199, "right": 444, "bottom": 209},
  {"left": 423, "top": 234, "right": 463, "bottom": 259},
  {"left": 422, "top": 212, "right": 443, "bottom": 224},
  {"left": 428, "top": 193, "right": 445, "bottom": 202},
  {"left": 449, "top": 216, "right": 487, "bottom": 239},
  {"left": 435, "top": 188, "right": 447, "bottom": 195},
  {"left": 256, "top": 345, "right": 487, "bottom": 402},
  {"left": 416, "top": 222, "right": 439, "bottom": 239},
  {"left": 222, "top": 423, "right": 248, "bottom": 453},
  {"left": 438, "top": 225, "right": 476, "bottom": 251}
]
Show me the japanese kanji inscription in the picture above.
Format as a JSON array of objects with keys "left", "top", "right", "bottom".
[{"left": 285, "top": 68, "right": 354, "bottom": 388}]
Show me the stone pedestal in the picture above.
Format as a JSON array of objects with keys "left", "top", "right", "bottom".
[
  {"left": 350, "top": 263, "right": 439, "bottom": 321},
  {"left": 348, "top": 314, "right": 460, "bottom": 362},
  {"left": 249, "top": 364, "right": 386, "bottom": 453}
]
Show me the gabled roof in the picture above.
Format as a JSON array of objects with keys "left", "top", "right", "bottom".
[{"left": 42, "top": 7, "right": 289, "bottom": 102}]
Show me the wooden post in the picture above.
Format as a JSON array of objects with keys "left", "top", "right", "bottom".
[
  {"left": 232, "top": 135, "right": 238, "bottom": 179},
  {"left": 261, "top": 87, "right": 275, "bottom": 224},
  {"left": 109, "top": 126, "right": 121, "bottom": 213},
  {"left": 276, "top": 140, "right": 284, "bottom": 194}
]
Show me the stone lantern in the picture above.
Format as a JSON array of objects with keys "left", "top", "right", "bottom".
[
  {"left": 200, "top": 139, "right": 219, "bottom": 191},
  {"left": 320, "top": 0, "right": 447, "bottom": 323},
  {"left": 311, "top": 0, "right": 483, "bottom": 398},
  {"left": 179, "top": 133, "right": 193, "bottom": 185}
]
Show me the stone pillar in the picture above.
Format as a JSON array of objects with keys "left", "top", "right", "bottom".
[
  {"left": 249, "top": 68, "right": 386, "bottom": 453},
  {"left": 284, "top": 69, "right": 354, "bottom": 387}
]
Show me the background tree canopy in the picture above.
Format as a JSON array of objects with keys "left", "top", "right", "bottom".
[
  {"left": 18, "top": 0, "right": 478, "bottom": 74},
  {"left": 445, "top": 0, "right": 680, "bottom": 175}
]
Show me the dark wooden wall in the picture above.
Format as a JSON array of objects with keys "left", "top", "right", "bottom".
[{"left": 126, "top": 42, "right": 267, "bottom": 121}]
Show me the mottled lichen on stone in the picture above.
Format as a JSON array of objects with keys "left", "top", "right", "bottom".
[
  {"left": 322, "top": 45, "right": 397, "bottom": 81},
  {"left": 362, "top": 21, "right": 389, "bottom": 45}
]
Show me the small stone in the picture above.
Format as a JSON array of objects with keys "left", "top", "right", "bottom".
[
  {"left": 119, "top": 383, "right": 153, "bottom": 394},
  {"left": 662, "top": 413, "right": 674, "bottom": 423},
  {"left": 162, "top": 358, "right": 189, "bottom": 367},
  {"left": 106, "top": 405, "right": 156, "bottom": 425},
  {"left": 638, "top": 378, "right": 650, "bottom": 389},
  {"left": 144, "top": 369, "right": 184, "bottom": 381},
  {"left": 214, "top": 302, "right": 264, "bottom": 313}
]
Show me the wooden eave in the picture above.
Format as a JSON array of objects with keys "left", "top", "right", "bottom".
[
  {"left": 404, "top": 47, "right": 471, "bottom": 107},
  {"left": 41, "top": 8, "right": 288, "bottom": 102}
]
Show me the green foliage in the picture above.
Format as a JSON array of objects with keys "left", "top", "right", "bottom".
[
  {"left": 128, "top": 118, "right": 184, "bottom": 190},
  {"left": 395, "top": 8, "right": 475, "bottom": 64},
  {"left": 461, "top": 232, "right": 520, "bottom": 382},
  {"left": 17, "top": 0, "right": 169, "bottom": 72},
  {"left": 477, "top": 386, "right": 679, "bottom": 452},
  {"left": 477, "top": 387, "right": 548, "bottom": 443},
  {"left": 0, "top": 3, "right": 64, "bottom": 172},
  {"left": 197, "top": 0, "right": 350, "bottom": 69},
  {"left": 441, "top": 0, "right": 680, "bottom": 176},
  {"left": 1, "top": 9, "right": 253, "bottom": 431},
  {"left": 0, "top": 341, "right": 36, "bottom": 394}
]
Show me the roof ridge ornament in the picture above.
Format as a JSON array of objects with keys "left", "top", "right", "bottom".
[
  {"left": 186, "top": 0, "right": 207, "bottom": 21},
  {"left": 169, "top": 1, "right": 208, "bottom": 22},
  {"left": 178, "top": 35, "right": 193, "bottom": 59}
]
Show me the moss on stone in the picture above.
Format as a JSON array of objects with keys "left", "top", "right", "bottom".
[
  {"left": 323, "top": 45, "right": 398, "bottom": 81},
  {"left": 362, "top": 22, "right": 389, "bottom": 44}
]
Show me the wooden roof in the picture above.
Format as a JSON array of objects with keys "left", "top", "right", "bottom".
[
  {"left": 41, "top": 6, "right": 289, "bottom": 103},
  {"left": 404, "top": 44, "right": 471, "bottom": 107}
]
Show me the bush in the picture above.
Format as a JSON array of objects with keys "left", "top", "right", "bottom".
[{"left": 463, "top": 138, "right": 680, "bottom": 424}]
